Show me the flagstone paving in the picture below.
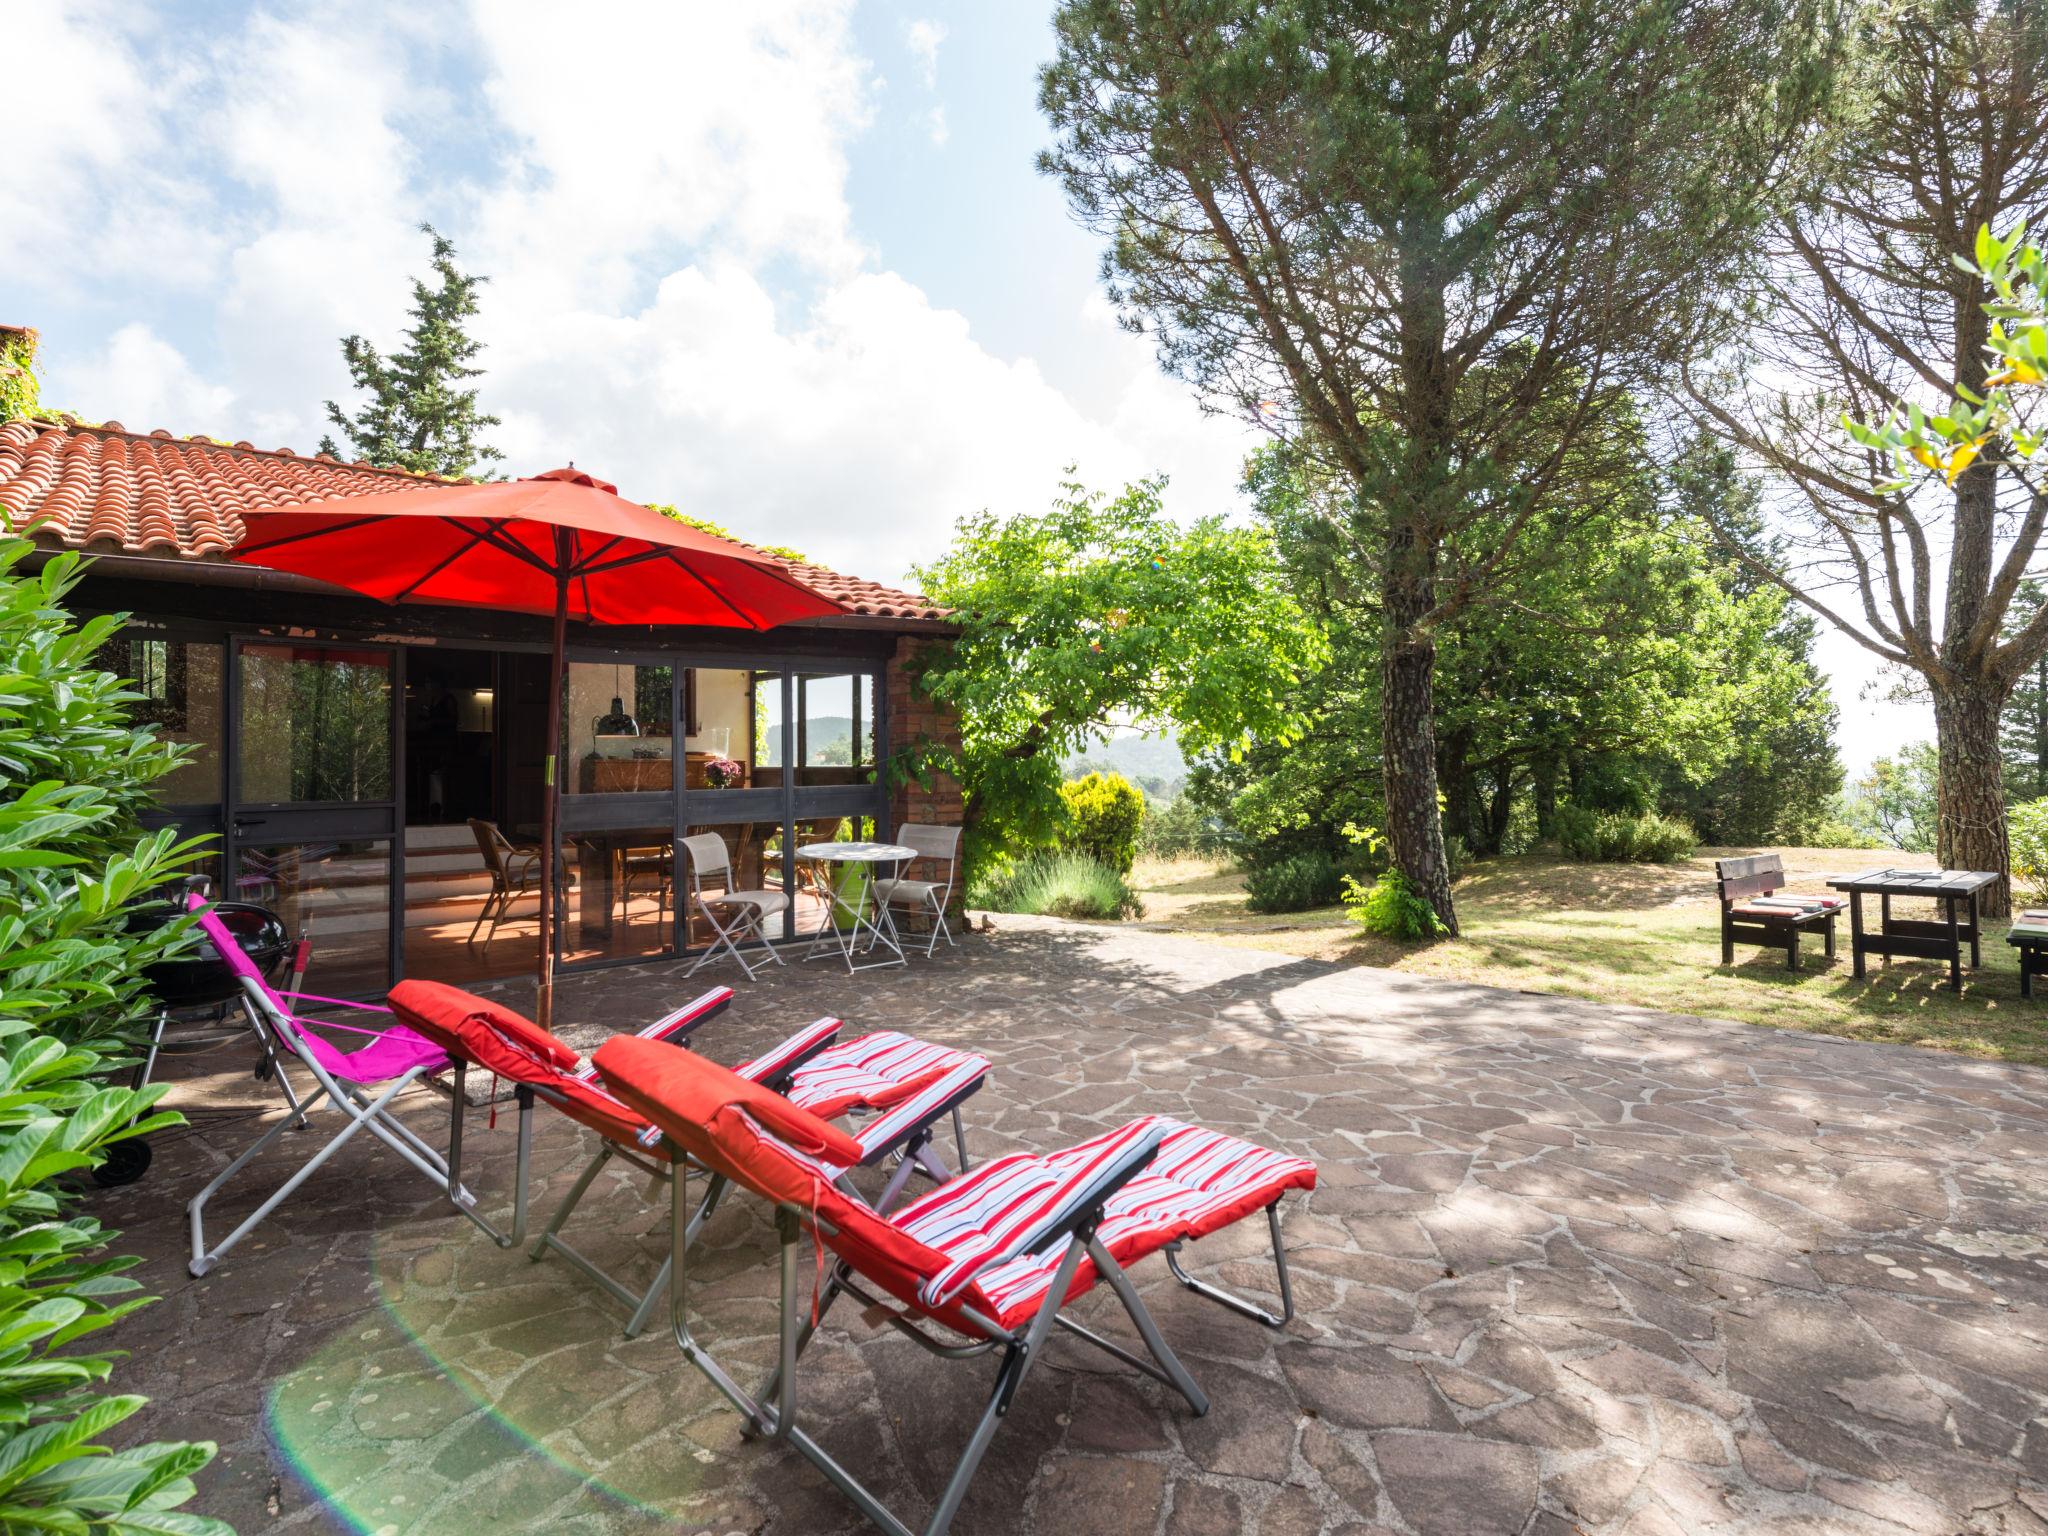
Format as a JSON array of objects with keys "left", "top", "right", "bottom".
[{"left": 105, "top": 917, "right": 2048, "bottom": 1534}]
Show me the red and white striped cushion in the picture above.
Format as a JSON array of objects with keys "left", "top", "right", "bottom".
[
  {"left": 734, "top": 1017, "right": 845, "bottom": 1086},
  {"left": 782, "top": 1031, "right": 979, "bottom": 1118},
  {"left": 893, "top": 1116, "right": 1317, "bottom": 1326}
]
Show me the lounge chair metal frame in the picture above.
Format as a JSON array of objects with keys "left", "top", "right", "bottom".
[
  {"left": 538, "top": 1050, "right": 987, "bottom": 1338},
  {"left": 187, "top": 973, "right": 473, "bottom": 1277},
  {"left": 658, "top": 1124, "right": 1215, "bottom": 1536}
]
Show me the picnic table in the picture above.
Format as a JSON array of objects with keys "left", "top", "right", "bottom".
[{"left": 1824, "top": 867, "right": 1997, "bottom": 993}]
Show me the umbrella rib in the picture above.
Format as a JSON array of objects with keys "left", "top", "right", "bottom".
[
  {"left": 235, "top": 512, "right": 383, "bottom": 552},
  {"left": 662, "top": 553, "right": 761, "bottom": 629},
  {"left": 576, "top": 546, "right": 677, "bottom": 577},
  {"left": 568, "top": 534, "right": 627, "bottom": 575},
  {"left": 390, "top": 520, "right": 503, "bottom": 603},
  {"left": 474, "top": 522, "right": 560, "bottom": 575}
]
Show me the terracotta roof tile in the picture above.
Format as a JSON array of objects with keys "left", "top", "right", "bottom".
[{"left": 0, "top": 415, "right": 947, "bottom": 623}]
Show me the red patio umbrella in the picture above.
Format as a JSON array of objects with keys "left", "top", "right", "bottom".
[{"left": 227, "top": 466, "right": 846, "bottom": 1022}]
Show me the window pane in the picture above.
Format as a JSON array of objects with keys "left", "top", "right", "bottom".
[
  {"left": 564, "top": 825, "right": 674, "bottom": 963},
  {"left": 567, "top": 661, "right": 673, "bottom": 794},
  {"left": 685, "top": 668, "right": 780, "bottom": 789},
  {"left": 96, "top": 635, "right": 224, "bottom": 804},
  {"left": 232, "top": 838, "right": 391, "bottom": 996},
  {"left": 794, "top": 672, "right": 875, "bottom": 786},
  {"left": 238, "top": 644, "right": 392, "bottom": 804}
]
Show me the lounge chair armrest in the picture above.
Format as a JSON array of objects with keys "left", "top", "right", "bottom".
[
  {"left": 1013, "top": 1124, "right": 1166, "bottom": 1257},
  {"left": 917, "top": 1124, "right": 1166, "bottom": 1311},
  {"left": 571, "top": 987, "right": 735, "bottom": 1081},
  {"left": 642, "top": 986, "right": 733, "bottom": 1044},
  {"left": 736, "top": 1017, "right": 844, "bottom": 1090},
  {"left": 854, "top": 1058, "right": 990, "bottom": 1167}
]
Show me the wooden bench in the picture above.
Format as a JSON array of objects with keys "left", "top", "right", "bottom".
[
  {"left": 2007, "top": 911, "right": 2048, "bottom": 998},
  {"left": 1715, "top": 854, "right": 1841, "bottom": 972}
]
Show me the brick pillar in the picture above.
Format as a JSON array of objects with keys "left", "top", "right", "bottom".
[{"left": 885, "top": 634, "right": 967, "bottom": 923}]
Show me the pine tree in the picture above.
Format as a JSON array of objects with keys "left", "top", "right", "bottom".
[
  {"left": 1039, "top": 0, "right": 1842, "bottom": 932},
  {"left": 321, "top": 224, "right": 503, "bottom": 479}
]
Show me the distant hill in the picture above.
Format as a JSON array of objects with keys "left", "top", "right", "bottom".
[
  {"left": 769, "top": 716, "right": 859, "bottom": 764},
  {"left": 1063, "top": 730, "right": 1187, "bottom": 801}
]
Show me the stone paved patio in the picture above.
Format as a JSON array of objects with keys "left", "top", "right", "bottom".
[{"left": 105, "top": 918, "right": 2048, "bottom": 1535}]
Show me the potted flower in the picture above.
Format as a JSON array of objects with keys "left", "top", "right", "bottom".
[{"left": 704, "top": 756, "right": 745, "bottom": 789}]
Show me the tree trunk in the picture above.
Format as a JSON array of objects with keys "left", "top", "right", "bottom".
[
  {"left": 1380, "top": 532, "right": 1457, "bottom": 934},
  {"left": 1532, "top": 751, "right": 1559, "bottom": 841},
  {"left": 1932, "top": 678, "right": 2012, "bottom": 918},
  {"left": 1485, "top": 767, "right": 1514, "bottom": 854}
]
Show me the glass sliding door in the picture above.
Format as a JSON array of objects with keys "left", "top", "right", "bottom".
[
  {"left": 558, "top": 654, "right": 680, "bottom": 965},
  {"left": 99, "top": 628, "right": 229, "bottom": 889},
  {"left": 227, "top": 640, "right": 400, "bottom": 996},
  {"left": 680, "top": 667, "right": 789, "bottom": 945},
  {"left": 786, "top": 670, "right": 886, "bottom": 939}
]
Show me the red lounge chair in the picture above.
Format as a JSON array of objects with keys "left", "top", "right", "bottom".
[
  {"left": 387, "top": 981, "right": 990, "bottom": 1338},
  {"left": 594, "top": 1035, "right": 1316, "bottom": 1536}
]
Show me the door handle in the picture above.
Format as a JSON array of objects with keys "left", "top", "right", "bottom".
[{"left": 232, "top": 816, "right": 269, "bottom": 830}]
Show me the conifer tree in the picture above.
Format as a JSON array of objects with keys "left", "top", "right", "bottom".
[{"left": 321, "top": 223, "right": 502, "bottom": 479}]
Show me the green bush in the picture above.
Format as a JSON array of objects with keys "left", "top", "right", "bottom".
[
  {"left": 1343, "top": 870, "right": 1445, "bottom": 941},
  {"left": 1807, "top": 818, "right": 1884, "bottom": 851},
  {"left": 1555, "top": 804, "right": 1697, "bottom": 863},
  {"left": 2010, "top": 797, "right": 2048, "bottom": 905},
  {"left": 1244, "top": 851, "right": 1346, "bottom": 913},
  {"left": 976, "top": 851, "right": 1143, "bottom": 920},
  {"left": 0, "top": 540, "right": 225, "bottom": 1534},
  {"left": 1058, "top": 772, "right": 1145, "bottom": 874}
]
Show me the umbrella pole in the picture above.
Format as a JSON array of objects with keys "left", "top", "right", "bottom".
[{"left": 537, "top": 548, "right": 569, "bottom": 1027}]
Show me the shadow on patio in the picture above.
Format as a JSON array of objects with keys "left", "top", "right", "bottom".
[{"left": 105, "top": 917, "right": 2048, "bottom": 1535}]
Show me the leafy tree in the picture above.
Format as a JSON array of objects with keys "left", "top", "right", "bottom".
[
  {"left": 321, "top": 224, "right": 503, "bottom": 479},
  {"left": 1, "top": 325, "right": 38, "bottom": 422},
  {"left": 909, "top": 477, "right": 1323, "bottom": 872},
  {"left": 1845, "top": 741, "right": 1940, "bottom": 852},
  {"left": 2002, "top": 581, "right": 2048, "bottom": 802},
  {"left": 0, "top": 538, "right": 226, "bottom": 1533},
  {"left": 1653, "top": 441, "right": 1843, "bottom": 843},
  {"left": 1688, "top": 2, "right": 2048, "bottom": 914},
  {"left": 1040, "top": 0, "right": 1842, "bottom": 931},
  {"left": 1206, "top": 439, "right": 1837, "bottom": 866}
]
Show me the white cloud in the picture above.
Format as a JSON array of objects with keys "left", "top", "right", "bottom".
[
  {"left": 470, "top": 0, "right": 876, "bottom": 305},
  {"left": 480, "top": 263, "right": 1258, "bottom": 587},
  {"left": 12, "top": 0, "right": 1261, "bottom": 596},
  {"left": 904, "top": 18, "right": 947, "bottom": 89},
  {"left": 925, "top": 106, "right": 951, "bottom": 148},
  {"left": 52, "top": 325, "right": 235, "bottom": 436}
]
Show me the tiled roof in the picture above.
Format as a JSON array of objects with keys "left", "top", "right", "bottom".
[{"left": 0, "top": 415, "right": 947, "bottom": 623}]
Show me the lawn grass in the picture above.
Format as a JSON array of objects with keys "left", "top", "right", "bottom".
[{"left": 1125, "top": 847, "right": 2048, "bottom": 1067}]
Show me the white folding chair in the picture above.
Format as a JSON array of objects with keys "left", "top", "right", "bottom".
[
  {"left": 681, "top": 831, "right": 789, "bottom": 981},
  {"left": 871, "top": 823, "right": 962, "bottom": 958}
]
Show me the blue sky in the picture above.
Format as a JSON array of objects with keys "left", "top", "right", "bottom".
[{"left": 8, "top": 0, "right": 1910, "bottom": 773}]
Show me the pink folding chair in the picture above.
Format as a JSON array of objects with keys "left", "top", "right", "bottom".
[{"left": 183, "top": 894, "right": 473, "bottom": 1277}]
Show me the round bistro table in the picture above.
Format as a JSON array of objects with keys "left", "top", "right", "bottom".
[{"left": 795, "top": 840, "right": 918, "bottom": 973}]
